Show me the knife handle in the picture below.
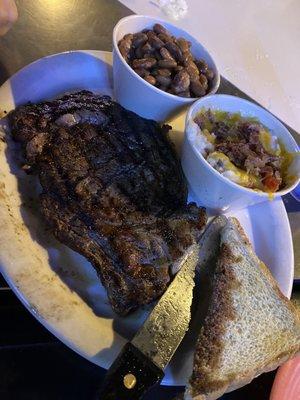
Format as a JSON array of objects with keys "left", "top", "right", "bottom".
[{"left": 98, "top": 342, "right": 164, "bottom": 400}]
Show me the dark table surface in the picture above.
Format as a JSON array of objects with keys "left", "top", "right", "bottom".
[{"left": 0, "top": 1, "right": 299, "bottom": 399}]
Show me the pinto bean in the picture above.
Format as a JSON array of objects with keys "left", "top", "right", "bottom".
[
  {"left": 190, "top": 80, "right": 206, "bottom": 97},
  {"left": 134, "top": 46, "right": 144, "bottom": 59},
  {"left": 132, "top": 33, "right": 148, "bottom": 48},
  {"left": 157, "top": 68, "right": 172, "bottom": 77},
  {"left": 165, "top": 41, "right": 183, "bottom": 62},
  {"left": 123, "top": 33, "right": 133, "bottom": 41},
  {"left": 118, "top": 38, "right": 132, "bottom": 60},
  {"left": 176, "top": 37, "right": 191, "bottom": 53},
  {"left": 143, "top": 53, "right": 155, "bottom": 59},
  {"left": 158, "top": 59, "right": 178, "bottom": 68},
  {"left": 182, "top": 51, "right": 194, "bottom": 66},
  {"left": 199, "top": 74, "right": 208, "bottom": 90},
  {"left": 148, "top": 34, "right": 164, "bottom": 49},
  {"left": 144, "top": 75, "right": 156, "bottom": 85},
  {"left": 158, "top": 33, "right": 173, "bottom": 43},
  {"left": 196, "top": 59, "right": 208, "bottom": 74},
  {"left": 174, "top": 65, "right": 184, "bottom": 72},
  {"left": 172, "top": 70, "right": 190, "bottom": 94},
  {"left": 156, "top": 74, "right": 172, "bottom": 87},
  {"left": 160, "top": 47, "right": 175, "bottom": 61},
  {"left": 141, "top": 42, "right": 153, "bottom": 55},
  {"left": 153, "top": 23, "right": 168, "bottom": 35},
  {"left": 132, "top": 58, "right": 157, "bottom": 69},
  {"left": 177, "top": 90, "right": 191, "bottom": 98},
  {"left": 185, "top": 61, "right": 200, "bottom": 82},
  {"left": 134, "top": 68, "right": 150, "bottom": 78},
  {"left": 206, "top": 68, "right": 215, "bottom": 81}
]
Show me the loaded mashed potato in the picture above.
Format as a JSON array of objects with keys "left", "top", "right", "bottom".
[{"left": 188, "top": 109, "right": 298, "bottom": 193}]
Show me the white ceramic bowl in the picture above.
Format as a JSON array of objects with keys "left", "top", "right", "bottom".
[
  {"left": 112, "top": 15, "right": 220, "bottom": 122},
  {"left": 181, "top": 94, "right": 300, "bottom": 213}
]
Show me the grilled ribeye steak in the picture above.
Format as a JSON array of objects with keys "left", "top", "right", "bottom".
[{"left": 9, "top": 91, "right": 206, "bottom": 315}]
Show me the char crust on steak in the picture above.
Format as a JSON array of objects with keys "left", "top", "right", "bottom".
[{"left": 9, "top": 91, "right": 206, "bottom": 315}]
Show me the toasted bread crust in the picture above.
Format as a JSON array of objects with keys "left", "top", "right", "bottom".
[
  {"left": 189, "top": 244, "right": 240, "bottom": 394},
  {"left": 230, "top": 217, "right": 252, "bottom": 248}
]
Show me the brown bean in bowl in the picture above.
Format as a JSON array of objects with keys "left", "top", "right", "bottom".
[{"left": 118, "top": 23, "right": 215, "bottom": 98}]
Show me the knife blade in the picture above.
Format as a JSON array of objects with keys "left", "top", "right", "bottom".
[
  {"left": 132, "top": 244, "right": 198, "bottom": 370},
  {"left": 98, "top": 243, "right": 200, "bottom": 400}
]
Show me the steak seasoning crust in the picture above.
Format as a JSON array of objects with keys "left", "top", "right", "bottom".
[{"left": 9, "top": 91, "right": 206, "bottom": 315}]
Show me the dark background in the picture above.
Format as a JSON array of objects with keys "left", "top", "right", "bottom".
[{"left": 0, "top": 1, "right": 298, "bottom": 399}]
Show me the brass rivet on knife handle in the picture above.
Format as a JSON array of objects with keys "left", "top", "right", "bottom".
[
  {"left": 98, "top": 343, "right": 164, "bottom": 398},
  {"left": 123, "top": 373, "right": 137, "bottom": 389}
]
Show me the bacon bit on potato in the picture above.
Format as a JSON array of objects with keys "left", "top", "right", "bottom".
[{"left": 263, "top": 175, "right": 280, "bottom": 192}]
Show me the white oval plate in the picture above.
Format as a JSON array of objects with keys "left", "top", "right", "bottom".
[{"left": 0, "top": 50, "right": 294, "bottom": 386}]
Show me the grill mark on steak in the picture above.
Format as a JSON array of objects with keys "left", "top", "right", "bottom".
[{"left": 9, "top": 91, "right": 207, "bottom": 315}]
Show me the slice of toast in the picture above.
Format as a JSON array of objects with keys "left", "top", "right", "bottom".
[{"left": 185, "top": 217, "right": 300, "bottom": 400}]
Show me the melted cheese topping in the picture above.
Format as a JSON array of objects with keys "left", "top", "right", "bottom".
[
  {"left": 206, "top": 152, "right": 262, "bottom": 189},
  {"left": 202, "top": 128, "right": 216, "bottom": 144},
  {"left": 259, "top": 129, "right": 280, "bottom": 156}
]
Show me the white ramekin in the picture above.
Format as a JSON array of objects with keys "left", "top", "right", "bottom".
[
  {"left": 181, "top": 94, "right": 300, "bottom": 213},
  {"left": 112, "top": 15, "right": 220, "bottom": 122}
]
